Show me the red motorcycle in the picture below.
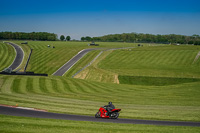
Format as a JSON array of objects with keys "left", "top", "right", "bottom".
[{"left": 95, "top": 106, "right": 121, "bottom": 119}]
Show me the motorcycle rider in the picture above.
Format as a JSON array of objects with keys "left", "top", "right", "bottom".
[{"left": 104, "top": 102, "right": 115, "bottom": 116}]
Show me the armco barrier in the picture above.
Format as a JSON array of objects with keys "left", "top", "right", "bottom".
[
  {"left": 0, "top": 71, "right": 48, "bottom": 76},
  {"left": 24, "top": 48, "right": 33, "bottom": 71}
]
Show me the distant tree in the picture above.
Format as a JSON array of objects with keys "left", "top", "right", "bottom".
[
  {"left": 85, "top": 36, "right": 92, "bottom": 41},
  {"left": 0, "top": 32, "right": 57, "bottom": 41},
  {"left": 194, "top": 40, "right": 200, "bottom": 45},
  {"left": 48, "top": 36, "right": 56, "bottom": 41},
  {"left": 66, "top": 36, "right": 71, "bottom": 41},
  {"left": 192, "top": 34, "right": 199, "bottom": 38},
  {"left": 81, "top": 37, "right": 85, "bottom": 41},
  {"left": 0, "top": 31, "right": 199, "bottom": 44},
  {"left": 60, "top": 35, "right": 65, "bottom": 41},
  {"left": 188, "top": 40, "right": 194, "bottom": 44},
  {"left": 81, "top": 36, "right": 92, "bottom": 41}
]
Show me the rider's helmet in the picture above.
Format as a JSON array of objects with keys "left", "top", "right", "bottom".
[{"left": 108, "top": 102, "right": 112, "bottom": 105}]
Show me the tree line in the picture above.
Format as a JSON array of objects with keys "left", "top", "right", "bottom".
[
  {"left": 0, "top": 32, "right": 57, "bottom": 41},
  {"left": 81, "top": 33, "right": 200, "bottom": 45},
  {"left": 60, "top": 35, "right": 71, "bottom": 41}
]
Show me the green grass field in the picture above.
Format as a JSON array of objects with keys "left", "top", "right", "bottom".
[
  {"left": 0, "top": 42, "right": 15, "bottom": 71},
  {"left": 75, "top": 45, "right": 200, "bottom": 83},
  {"left": 118, "top": 76, "right": 200, "bottom": 86},
  {"left": 0, "top": 41, "right": 200, "bottom": 132},
  {"left": 0, "top": 75, "right": 199, "bottom": 121},
  {"left": 12, "top": 41, "right": 139, "bottom": 75},
  {"left": 0, "top": 115, "right": 199, "bottom": 133}
]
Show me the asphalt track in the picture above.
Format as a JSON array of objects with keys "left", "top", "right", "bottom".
[
  {"left": 6, "top": 42, "right": 24, "bottom": 70},
  {"left": 53, "top": 48, "right": 96, "bottom": 76},
  {"left": 0, "top": 106, "right": 200, "bottom": 127},
  {"left": 53, "top": 47, "right": 134, "bottom": 76}
]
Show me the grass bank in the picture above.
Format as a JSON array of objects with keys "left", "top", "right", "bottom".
[
  {"left": 118, "top": 76, "right": 200, "bottom": 86},
  {"left": 75, "top": 45, "right": 200, "bottom": 83},
  {"left": 0, "top": 115, "right": 199, "bottom": 133},
  {"left": 0, "top": 75, "right": 199, "bottom": 121},
  {"left": 0, "top": 42, "right": 15, "bottom": 71}
]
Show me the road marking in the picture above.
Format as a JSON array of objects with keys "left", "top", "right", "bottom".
[
  {"left": 192, "top": 51, "right": 200, "bottom": 64},
  {"left": 0, "top": 104, "right": 47, "bottom": 112},
  {"left": 72, "top": 47, "right": 135, "bottom": 78}
]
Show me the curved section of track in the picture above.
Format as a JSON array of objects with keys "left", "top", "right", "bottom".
[
  {"left": 0, "top": 106, "right": 199, "bottom": 127},
  {"left": 53, "top": 47, "right": 134, "bottom": 76},
  {"left": 6, "top": 42, "right": 24, "bottom": 70},
  {"left": 53, "top": 49, "right": 96, "bottom": 76}
]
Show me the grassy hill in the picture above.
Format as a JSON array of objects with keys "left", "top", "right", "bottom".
[
  {"left": 0, "top": 42, "right": 15, "bottom": 71},
  {"left": 0, "top": 41, "right": 200, "bottom": 132},
  {"left": 0, "top": 74, "right": 199, "bottom": 121},
  {"left": 12, "top": 41, "right": 139, "bottom": 75},
  {"left": 13, "top": 41, "right": 87, "bottom": 74},
  {"left": 98, "top": 45, "right": 200, "bottom": 77},
  {"left": 74, "top": 45, "right": 200, "bottom": 83}
]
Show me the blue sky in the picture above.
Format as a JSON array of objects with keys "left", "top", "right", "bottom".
[{"left": 0, "top": 0, "right": 200, "bottom": 39}]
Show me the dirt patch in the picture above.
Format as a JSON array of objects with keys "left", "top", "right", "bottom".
[
  {"left": 114, "top": 74, "right": 119, "bottom": 84},
  {"left": 74, "top": 69, "right": 89, "bottom": 79}
]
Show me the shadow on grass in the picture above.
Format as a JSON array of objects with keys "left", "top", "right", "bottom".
[{"left": 118, "top": 76, "right": 200, "bottom": 86}]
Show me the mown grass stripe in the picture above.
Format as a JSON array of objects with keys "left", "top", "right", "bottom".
[
  {"left": 69, "top": 80, "right": 88, "bottom": 93},
  {"left": 0, "top": 43, "right": 8, "bottom": 67},
  {"left": 45, "top": 78, "right": 55, "bottom": 93},
  {"left": 51, "top": 78, "right": 62, "bottom": 93},
  {"left": 0, "top": 43, "right": 15, "bottom": 70},
  {"left": 32, "top": 77, "right": 42, "bottom": 94},
  {"left": 19, "top": 77, "right": 27, "bottom": 94},
  {"left": 28, "top": 49, "right": 49, "bottom": 72},
  {"left": 26, "top": 77, "right": 34, "bottom": 93},
  {"left": 75, "top": 80, "right": 100, "bottom": 93},
  {"left": 54, "top": 78, "right": 66, "bottom": 93},
  {"left": 145, "top": 51, "right": 159, "bottom": 65},
  {"left": 60, "top": 78, "right": 74, "bottom": 93},
  {"left": 0, "top": 92, "right": 101, "bottom": 109},
  {"left": 32, "top": 51, "right": 52, "bottom": 73},
  {"left": 0, "top": 77, "right": 14, "bottom": 93},
  {"left": 163, "top": 50, "right": 174, "bottom": 65},
  {"left": 39, "top": 78, "right": 48, "bottom": 93},
  {"left": 11, "top": 78, "right": 21, "bottom": 93},
  {"left": 0, "top": 43, "right": 5, "bottom": 61},
  {"left": 150, "top": 51, "right": 162, "bottom": 65},
  {"left": 0, "top": 91, "right": 101, "bottom": 106},
  {"left": 85, "top": 81, "right": 113, "bottom": 93},
  {"left": 157, "top": 50, "right": 168, "bottom": 65},
  {"left": 0, "top": 76, "right": 7, "bottom": 92},
  {"left": 64, "top": 79, "right": 80, "bottom": 94}
]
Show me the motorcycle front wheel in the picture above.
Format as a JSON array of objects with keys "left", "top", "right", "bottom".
[
  {"left": 95, "top": 112, "right": 100, "bottom": 118},
  {"left": 110, "top": 112, "right": 119, "bottom": 119}
]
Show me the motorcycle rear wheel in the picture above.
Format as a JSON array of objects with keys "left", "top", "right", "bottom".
[{"left": 110, "top": 112, "right": 119, "bottom": 119}]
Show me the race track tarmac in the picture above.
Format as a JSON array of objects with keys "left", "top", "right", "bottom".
[
  {"left": 6, "top": 42, "right": 24, "bottom": 70},
  {"left": 52, "top": 47, "right": 134, "bottom": 76},
  {"left": 53, "top": 48, "right": 95, "bottom": 76},
  {"left": 0, "top": 106, "right": 200, "bottom": 127}
]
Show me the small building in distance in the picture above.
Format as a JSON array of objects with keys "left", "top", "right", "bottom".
[
  {"left": 88, "top": 41, "right": 99, "bottom": 46},
  {"left": 21, "top": 41, "right": 28, "bottom": 44}
]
